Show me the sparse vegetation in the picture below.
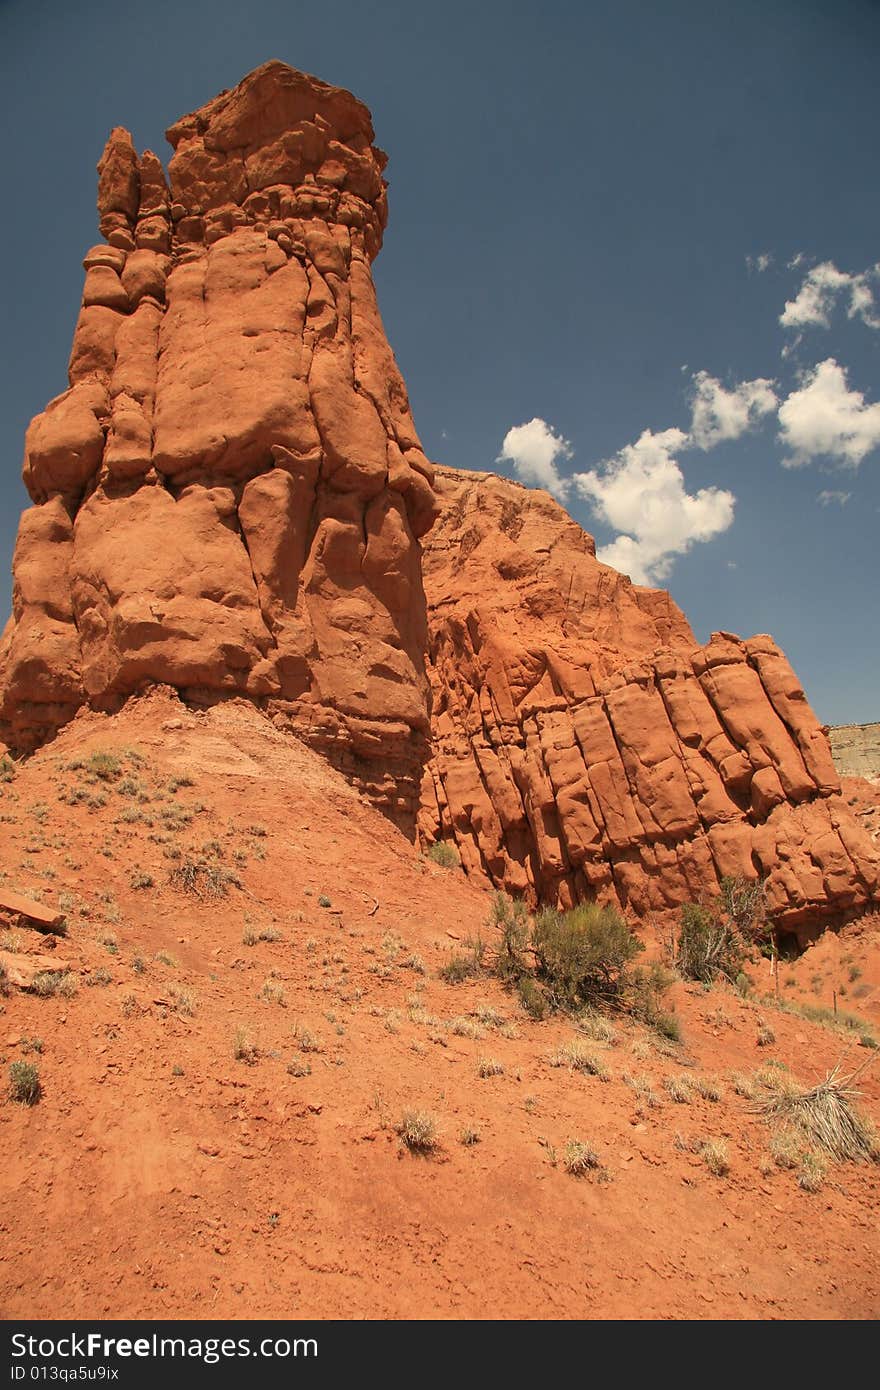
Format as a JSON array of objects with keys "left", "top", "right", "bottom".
[
  {"left": 9, "top": 1060, "right": 41, "bottom": 1105},
  {"left": 756, "top": 1060, "right": 879, "bottom": 1163},
  {"left": 170, "top": 987, "right": 197, "bottom": 1017},
  {"left": 798, "top": 1152, "right": 826, "bottom": 1192},
  {"left": 477, "top": 1056, "right": 504, "bottom": 1077},
  {"left": 676, "top": 901, "right": 745, "bottom": 984},
  {"left": 701, "top": 1139, "right": 730, "bottom": 1176},
  {"left": 665, "top": 1074, "right": 694, "bottom": 1104},
  {"left": 396, "top": 1110, "right": 439, "bottom": 1152},
  {"left": 459, "top": 1125, "right": 481, "bottom": 1146},
  {"left": 31, "top": 970, "right": 78, "bottom": 998},
  {"left": 533, "top": 901, "right": 642, "bottom": 1010},
  {"left": 439, "top": 937, "right": 485, "bottom": 984},
  {"left": 242, "top": 925, "right": 282, "bottom": 946},
  {"left": 550, "top": 1039, "right": 609, "bottom": 1079},
  {"left": 260, "top": 978, "right": 287, "bottom": 1007},
  {"left": 563, "top": 1139, "right": 600, "bottom": 1176},
  {"left": 169, "top": 858, "right": 240, "bottom": 899},
  {"left": 233, "top": 1026, "right": 258, "bottom": 1065},
  {"left": 692, "top": 1075, "right": 724, "bottom": 1103},
  {"left": 426, "top": 841, "right": 459, "bottom": 869}
]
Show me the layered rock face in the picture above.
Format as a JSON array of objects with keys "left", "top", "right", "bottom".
[
  {"left": 1, "top": 62, "right": 877, "bottom": 933},
  {"left": 419, "top": 468, "right": 880, "bottom": 936},
  {"left": 0, "top": 62, "right": 439, "bottom": 829}
]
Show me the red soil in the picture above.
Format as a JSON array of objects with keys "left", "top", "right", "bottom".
[{"left": 1, "top": 692, "right": 878, "bottom": 1320}]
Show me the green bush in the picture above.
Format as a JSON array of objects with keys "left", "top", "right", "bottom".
[
  {"left": 9, "top": 1060, "right": 41, "bottom": 1105},
  {"left": 426, "top": 841, "right": 459, "bottom": 869},
  {"left": 491, "top": 893, "right": 531, "bottom": 985},
  {"left": 626, "top": 962, "right": 681, "bottom": 1041},
  {"left": 719, "top": 875, "right": 767, "bottom": 940},
  {"left": 439, "top": 937, "right": 485, "bottom": 984},
  {"left": 533, "top": 902, "right": 643, "bottom": 1009},
  {"left": 676, "top": 901, "right": 745, "bottom": 984}
]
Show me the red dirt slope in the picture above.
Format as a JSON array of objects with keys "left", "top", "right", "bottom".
[{"left": 1, "top": 691, "right": 878, "bottom": 1320}]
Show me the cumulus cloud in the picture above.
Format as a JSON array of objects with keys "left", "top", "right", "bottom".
[
  {"left": 817, "top": 489, "right": 852, "bottom": 507},
  {"left": 780, "top": 260, "right": 880, "bottom": 331},
  {"left": 689, "top": 371, "right": 778, "bottom": 449},
  {"left": 572, "top": 428, "right": 735, "bottom": 586},
  {"left": 778, "top": 358, "right": 880, "bottom": 469},
  {"left": 496, "top": 418, "right": 573, "bottom": 499},
  {"left": 746, "top": 252, "right": 773, "bottom": 274}
]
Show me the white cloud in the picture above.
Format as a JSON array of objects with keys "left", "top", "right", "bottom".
[
  {"left": 778, "top": 358, "right": 880, "bottom": 469},
  {"left": 496, "top": 417, "right": 572, "bottom": 499},
  {"left": 780, "top": 260, "right": 880, "bottom": 331},
  {"left": 817, "top": 489, "right": 852, "bottom": 507},
  {"left": 572, "top": 428, "right": 735, "bottom": 586},
  {"left": 689, "top": 371, "right": 778, "bottom": 449},
  {"left": 746, "top": 252, "right": 773, "bottom": 274}
]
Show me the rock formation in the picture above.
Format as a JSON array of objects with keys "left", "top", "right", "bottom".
[
  {"left": 418, "top": 468, "right": 880, "bottom": 937},
  {"left": 0, "top": 61, "right": 438, "bottom": 830},
  {"left": 1, "top": 61, "right": 877, "bottom": 935}
]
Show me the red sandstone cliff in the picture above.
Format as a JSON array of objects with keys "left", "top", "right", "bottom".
[
  {"left": 418, "top": 467, "right": 880, "bottom": 936},
  {"left": 0, "top": 62, "right": 877, "bottom": 935}
]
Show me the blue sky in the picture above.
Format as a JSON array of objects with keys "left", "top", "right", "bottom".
[{"left": 1, "top": 0, "right": 877, "bottom": 723}]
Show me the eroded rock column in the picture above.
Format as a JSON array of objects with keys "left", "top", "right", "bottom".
[{"left": 0, "top": 62, "right": 440, "bottom": 832}]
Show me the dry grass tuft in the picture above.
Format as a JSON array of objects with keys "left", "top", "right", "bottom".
[
  {"left": 756, "top": 1058, "right": 878, "bottom": 1163},
  {"left": 396, "top": 1110, "right": 439, "bottom": 1152}
]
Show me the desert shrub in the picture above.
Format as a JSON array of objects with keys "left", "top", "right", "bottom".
[
  {"left": 233, "top": 1027, "right": 258, "bottom": 1065},
  {"left": 625, "top": 962, "right": 681, "bottom": 1041},
  {"left": 396, "top": 1110, "right": 439, "bottom": 1152},
  {"left": 563, "top": 1140, "right": 600, "bottom": 1176},
  {"left": 491, "top": 893, "right": 531, "bottom": 986},
  {"left": 676, "top": 901, "right": 745, "bottom": 984},
  {"left": 533, "top": 902, "right": 643, "bottom": 1010},
  {"left": 550, "top": 1039, "right": 608, "bottom": 1079},
  {"left": 459, "top": 1125, "right": 481, "bottom": 1146},
  {"left": 757, "top": 1021, "right": 776, "bottom": 1047},
  {"left": 87, "top": 750, "right": 121, "bottom": 780},
  {"left": 0, "top": 755, "right": 16, "bottom": 783},
  {"left": 798, "top": 1152, "right": 826, "bottom": 1192},
  {"left": 169, "top": 858, "right": 240, "bottom": 899},
  {"left": 439, "top": 937, "right": 485, "bottom": 984},
  {"left": 426, "top": 841, "right": 459, "bottom": 869},
  {"left": 9, "top": 1060, "right": 41, "bottom": 1105},
  {"left": 665, "top": 1074, "right": 693, "bottom": 1104},
  {"left": 31, "top": 970, "right": 77, "bottom": 998},
  {"left": 477, "top": 1057, "right": 504, "bottom": 1078},
  {"left": 515, "top": 973, "right": 547, "bottom": 1019},
  {"left": 757, "top": 1061, "right": 879, "bottom": 1163},
  {"left": 719, "top": 874, "right": 768, "bottom": 938},
  {"left": 701, "top": 1139, "right": 730, "bottom": 1176}
]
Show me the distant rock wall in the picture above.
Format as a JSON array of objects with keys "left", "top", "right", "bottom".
[
  {"left": 829, "top": 724, "right": 880, "bottom": 782},
  {"left": 419, "top": 468, "right": 880, "bottom": 934},
  {"left": 0, "top": 63, "right": 439, "bottom": 831}
]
